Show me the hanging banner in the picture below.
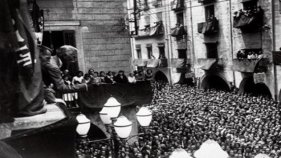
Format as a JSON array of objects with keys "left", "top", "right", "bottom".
[{"left": 253, "top": 72, "right": 266, "bottom": 84}]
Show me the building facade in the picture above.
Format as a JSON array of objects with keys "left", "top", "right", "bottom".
[
  {"left": 128, "top": 0, "right": 281, "bottom": 101},
  {"left": 37, "top": 0, "right": 132, "bottom": 73}
]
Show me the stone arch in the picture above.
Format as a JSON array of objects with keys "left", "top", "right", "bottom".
[
  {"left": 239, "top": 77, "right": 272, "bottom": 98},
  {"left": 154, "top": 70, "right": 169, "bottom": 83},
  {"left": 201, "top": 74, "right": 231, "bottom": 91}
]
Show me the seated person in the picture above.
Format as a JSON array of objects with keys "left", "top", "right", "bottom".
[{"left": 114, "top": 70, "right": 128, "bottom": 83}]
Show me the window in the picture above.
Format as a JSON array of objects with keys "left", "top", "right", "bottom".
[
  {"left": 242, "top": 0, "right": 257, "bottom": 10},
  {"left": 205, "top": 5, "right": 215, "bottom": 21},
  {"left": 136, "top": 45, "right": 142, "bottom": 59},
  {"left": 178, "top": 49, "right": 187, "bottom": 59},
  {"left": 143, "top": 0, "right": 149, "bottom": 10},
  {"left": 153, "top": 0, "right": 162, "bottom": 8},
  {"left": 158, "top": 43, "right": 166, "bottom": 59},
  {"left": 146, "top": 44, "right": 153, "bottom": 59},
  {"left": 176, "top": 12, "right": 184, "bottom": 25},
  {"left": 205, "top": 43, "right": 218, "bottom": 58}
]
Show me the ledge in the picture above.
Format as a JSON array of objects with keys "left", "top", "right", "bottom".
[{"left": 0, "top": 104, "right": 66, "bottom": 139}]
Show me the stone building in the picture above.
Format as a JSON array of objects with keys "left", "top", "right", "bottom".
[
  {"left": 37, "top": 0, "right": 132, "bottom": 73},
  {"left": 128, "top": 0, "right": 281, "bottom": 100}
]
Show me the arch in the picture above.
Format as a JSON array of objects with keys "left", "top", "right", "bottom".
[
  {"left": 154, "top": 70, "right": 169, "bottom": 83},
  {"left": 239, "top": 77, "right": 272, "bottom": 98},
  {"left": 201, "top": 74, "right": 231, "bottom": 91}
]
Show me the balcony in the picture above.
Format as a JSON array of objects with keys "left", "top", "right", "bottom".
[
  {"left": 171, "top": 25, "right": 187, "bottom": 39},
  {"left": 195, "top": 58, "right": 226, "bottom": 71},
  {"left": 171, "top": 58, "right": 191, "bottom": 72},
  {"left": 231, "top": 58, "right": 269, "bottom": 73},
  {"left": 171, "top": 0, "right": 185, "bottom": 11},
  {"left": 136, "top": 22, "right": 164, "bottom": 39},
  {"left": 198, "top": 0, "right": 216, "bottom": 3},
  {"left": 132, "top": 59, "right": 168, "bottom": 68},
  {"left": 197, "top": 18, "right": 219, "bottom": 35},
  {"left": 175, "top": 38, "right": 187, "bottom": 49},
  {"left": 233, "top": 7, "right": 263, "bottom": 32}
]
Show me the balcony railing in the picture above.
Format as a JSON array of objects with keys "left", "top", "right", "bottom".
[
  {"left": 198, "top": 0, "right": 216, "bottom": 3},
  {"left": 133, "top": 59, "right": 168, "bottom": 68},
  {"left": 170, "top": 58, "right": 191, "bottom": 68},
  {"left": 196, "top": 58, "right": 226, "bottom": 70},
  {"left": 136, "top": 22, "right": 164, "bottom": 38},
  {"left": 197, "top": 18, "right": 219, "bottom": 34},
  {"left": 171, "top": 0, "right": 185, "bottom": 11},
  {"left": 236, "top": 48, "right": 263, "bottom": 60},
  {"left": 231, "top": 58, "right": 269, "bottom": 73},
  {"left": 171, "top": 25, "right": 187, "bottom": 38},
  {"left": 233, "top": 7, "right": 263, "bottom": 32}
]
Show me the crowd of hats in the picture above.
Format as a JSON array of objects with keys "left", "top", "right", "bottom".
[{"left": 76, "top": 81, "right": 281, "bottom": 158}]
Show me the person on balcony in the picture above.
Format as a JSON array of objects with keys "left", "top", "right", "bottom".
[
  {"left": 40, "top": 46, "right": 88, "bottom": 103},
  {"left": 114, "top": 70, "right": 128, "bottom": 83}
]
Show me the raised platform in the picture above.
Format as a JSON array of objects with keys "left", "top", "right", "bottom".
[{"left": 0, "top": 103, "right": 66, "bottom": 139}]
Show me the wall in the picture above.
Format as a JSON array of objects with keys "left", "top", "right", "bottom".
[{"left": 38, "top": 0, "right": 132, "bottom": 73}]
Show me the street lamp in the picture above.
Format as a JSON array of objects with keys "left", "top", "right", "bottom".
[
  {"left": 114, "top": 116, "right": 133, "bottom": 139},
  {"left": 76, "top": 113, "right": 91, "bottom": 137},
  {"left": 98, "top": 97, "right": 153, "bottom": 158},
  {"left": 136, "top": 107, "right": 152, "bottom": 127},
  {"left": 103, "top": 96, "right": 121, "bottom": 119}
]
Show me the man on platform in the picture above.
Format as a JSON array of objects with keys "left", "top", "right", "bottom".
[{"left": 39, "top": 46, "right": 88, "bottom": 104}]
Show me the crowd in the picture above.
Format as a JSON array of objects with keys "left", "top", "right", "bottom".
[
  {"left": 58, "top": 68, "right": 154, "bottom": 107},
  {"left": 61, "top": 69, "right": 154, "bottom": 86},
  {"left": 76, "top": 81, "right": 281, "bottom": 158}
]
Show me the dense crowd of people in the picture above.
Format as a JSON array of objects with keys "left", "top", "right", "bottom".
[{"left": 76, "top": 81, "right": 281, "bottom": 158}]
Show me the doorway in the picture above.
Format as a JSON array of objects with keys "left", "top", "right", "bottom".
[{"left": 42, "top": 30, "right": 78, "bottom": 75}]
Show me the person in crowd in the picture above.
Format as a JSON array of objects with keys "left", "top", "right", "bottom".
[
  {"left": 91, "top": 71, "right": 101, "bottom": 84},
  {"left": 104, "top": 71, "right": 115, "bottom": 84},
  {"left": 62, "top": 69, "right": 70, "bottom": 78},
  {"left": 39, "top": 46, "right": 88, "bottom": 104},
  {"left": 88, "top": 68, "right": 95, "bottom": 78},
  {"left": 72, "top": 71, "right": 84, "bottom": 85},
  {"left": 83, "top": 73, "right": 91, "bottom": 84},
  {"left": 114, "top": 70, "right": 128, "bottom": 83},
  {"left": 99, "top": 71, "right": 106, "bottom": 83},
  {"left": 128, "top": 72, "right": 137, "bottom": 83},
  {"left": 135, "top": 70, "right": 145, "bottom": 81},
  {"left": 44, "top": 83, "right": 56, "bottom": 104},
  {"left": 145, "top": 69, "right": 153, "bottom": 81}
]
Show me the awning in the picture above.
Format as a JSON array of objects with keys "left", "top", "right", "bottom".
[
  {"left": 79, "top": 81, "right": 153, "bottom": 109},
  {"left": 133, "top": 59, "right": 147, "bottom": 67},
  {"left": 231, "top": 59, "right": 260, "bottom": 72},
  {"left": 196, "top": 58, "right": 217, "bottom": 70}
]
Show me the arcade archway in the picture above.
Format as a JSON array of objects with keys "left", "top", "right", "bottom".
[
  {"left": 239, "top": 77, "right": 272, "bottom": 98},
  {"left": 201, "top": 74, "right": 230, "bottom": 91},
  {"left": 154, "top": 71, "right": 168, "bottom": 83}
]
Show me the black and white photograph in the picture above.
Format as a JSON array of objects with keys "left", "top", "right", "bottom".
[{"left": 0, "top": 0, "right": 281, "bottom": 157}]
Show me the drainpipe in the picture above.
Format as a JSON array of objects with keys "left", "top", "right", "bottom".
[
  {"left": 189, "top": 0, "right": 196, "bottom": 87},
  {"left": 229, "top": 0, "right": 236, "bottom": 88},
  {"left": 272, "top": 0, "right": 278, "bottom": 101},
  {"left": 165, "top": 0, "right": 173, "bottom": 85}
]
